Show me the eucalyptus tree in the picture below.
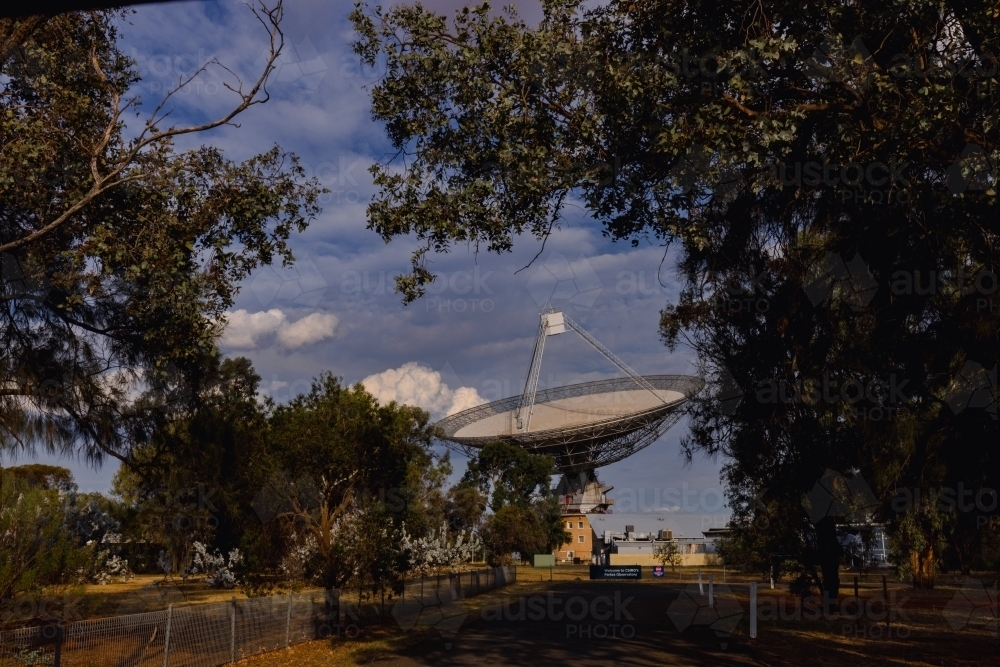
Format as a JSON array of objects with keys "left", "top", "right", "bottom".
[
  {"left": 460, "top": 441, "right": 569, "bottom": 564},
  {"left": 352, "top": 0, "right": 998, "bottom": 596},
  {"left": 0, "top": 3, "right": 322, "bottom": 468}
]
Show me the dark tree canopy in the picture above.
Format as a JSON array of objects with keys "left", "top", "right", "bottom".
[
  {"left": 352, "top": 0, "right": 999, "bottom": 593},
  {"left": 0, "top": 4, "right": 322, "bottom": 468},
  {"left": 2, "top": 463, "right": 76, "bottom": 493}
]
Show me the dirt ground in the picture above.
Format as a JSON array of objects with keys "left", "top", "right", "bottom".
[
  {"left": 238, "top": 568, "right": 998, "bottom": 667},
  {"left": 12, "top": 566, "right": 997, "bottom": 665}
]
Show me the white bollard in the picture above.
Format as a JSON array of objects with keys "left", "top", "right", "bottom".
[
  {"left": 698, "top": 569, "right": 704, "bottom": 595},
  {"left": 708, "top": 574, "right": 714, "bottom": 609},
  {"left": 750, "top": 583, "right": 757, "bottom": 639}
]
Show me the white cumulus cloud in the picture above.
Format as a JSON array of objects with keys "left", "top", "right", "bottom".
[
  {"left": 360, "top": 362, "right": 485, "bottom": 418},
  {"left": 221, "top": 309, "right": 338, "bottom": 350},
  {"left": 276, "top": 312, "right": 339, "bottom": 348}
]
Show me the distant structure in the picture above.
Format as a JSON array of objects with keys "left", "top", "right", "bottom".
[
  {"left": 436, "top": 307, "right": 706, "bottom": 564},
  {"left": 555, "top": 512, "right": 729, "bottom": 566},
  {"left": 555, "top": 470, "right": 613, "bottom": 514},
  {"left": 595, "top": 513, "right": 726, "bottom": 567},
  {"left": 436, "top": 308, "right": 704, "bottom": 475}
]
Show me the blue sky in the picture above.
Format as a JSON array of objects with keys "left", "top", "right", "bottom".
[{"left": 8, "top": 0, "right": 728, "bottom": 528}]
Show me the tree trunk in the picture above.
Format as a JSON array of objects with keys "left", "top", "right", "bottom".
[
  {"left": 910, "top": 545, "right": 936, "bottom": 588},
  {"left": 815, "top": 518, "right": 841, "bottom": 612}
]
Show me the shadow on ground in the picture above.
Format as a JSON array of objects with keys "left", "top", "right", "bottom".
[{"left": 384, "top": 581, "right": 759, "bottom": 666}]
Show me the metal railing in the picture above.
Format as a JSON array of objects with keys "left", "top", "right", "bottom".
[{"left": 0, "top": 567, "right": 516, "bottom": 667}]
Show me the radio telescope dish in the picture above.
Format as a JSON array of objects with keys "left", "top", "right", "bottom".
[{"left": 435, "top": 308, "right": 704, "bottom": 474}]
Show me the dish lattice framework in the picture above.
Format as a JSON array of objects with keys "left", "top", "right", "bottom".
[{"left": 435, "top": 308, "right": 704, "bottom": 474}]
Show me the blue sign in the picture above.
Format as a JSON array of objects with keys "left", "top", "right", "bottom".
[{"left": 652, "top": 566, "right": 665, "bottom": 578}]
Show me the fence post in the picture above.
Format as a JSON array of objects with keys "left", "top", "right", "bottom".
[
  {"left": 230, "top": 597, "right": 236, "bottom": 664},
  {"left": 708, "top": 575, "right": 714, "bottom": 609},
  {"left": 883, "top": 575, "right": 890, "bottom": 632},
  {"left": 285, "top": 593, "right": 292, "bottom": 648},
  {"left": 749, "top": 583, "right": 757, "bottom": 639},
  {"left": 162, "top": 604, "right": 173, "bottom": 667},
  {"left": 53, "top": 626, "right": 62, "bottom": 667},
  {"left": 853, "top": 577, "right": 860, "bottom": 628}
]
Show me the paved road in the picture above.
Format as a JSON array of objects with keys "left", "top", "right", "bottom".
[{"left": 381, "top": 581, "right": 762, "bottom": 666}]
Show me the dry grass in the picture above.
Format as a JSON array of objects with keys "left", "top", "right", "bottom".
[{"left": 22, "top": 574, "right": 323, "bottom": 623}]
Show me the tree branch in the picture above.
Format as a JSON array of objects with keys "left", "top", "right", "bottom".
[
  {"left": 0, "top": 15, "right": 47, "bottom": 71},
  {"left": 0, "top": 2, "right": 285, "bottom": 255}
]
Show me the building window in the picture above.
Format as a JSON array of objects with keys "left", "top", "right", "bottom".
[
  {"left": 566, "top": 522, "right": 572, "bottom": 529},
  {"left": 578, "top": 521, "right": 584, "bottom": 528},
  {"left": 578, "top": 535, "right": 585, "bottom": 543}
]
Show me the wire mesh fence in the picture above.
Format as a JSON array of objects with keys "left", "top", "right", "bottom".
[{"left": 0, "top": 566, "right": 516, "bottom": 667}]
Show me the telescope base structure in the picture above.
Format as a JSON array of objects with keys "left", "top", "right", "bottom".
[{"left": 436, "top": 375, "right": 704, "bottom": 475}]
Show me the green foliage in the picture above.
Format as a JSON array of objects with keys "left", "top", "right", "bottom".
[
  {"left": 351, "top": 0, "right": 1000, "bottom": 595},
  {"left": 263, "top": 375, "right": 440, "bottom": 589},
  {"left": 111, "top": 356, "right": 271, "bottom": 574},
  {"left": 480, "top": 494, "right": 571, "bottom": 566},
  {"left": 480, "top": 505, "right": 539, "bottom": 566},
  {"left": 445, "top": 483, "right": 487, "bottom": 534},
  {"left": 114, "top": 363, "right": 449, "bottom": 594},
  {"left": 888, "top": 498, "right": 949, "bottom": 588},
  {"left": 653, "top": 540, "right": 681, "bottom": 571},
  {"left": 267, "top": 373, "right": 439, "bottom": 520},
  {"left": 3, "top": 464, "right": 76, "bottom": 493},
  {"left": 0, "top": 472, "right": 92, "bottom": 626},
  {"left": 0, "top": 6, "right": 322, "bottom": 467},
  {"left": 459, "top": 441, "right": 568, "bottom": 563},
  {"left": 461, "top": 441, "right": 555, "bottom": 512}
]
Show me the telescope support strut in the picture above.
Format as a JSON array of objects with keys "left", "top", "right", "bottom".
[{"left": 513, "top": 308, "right": 667, "bottom": 433}]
